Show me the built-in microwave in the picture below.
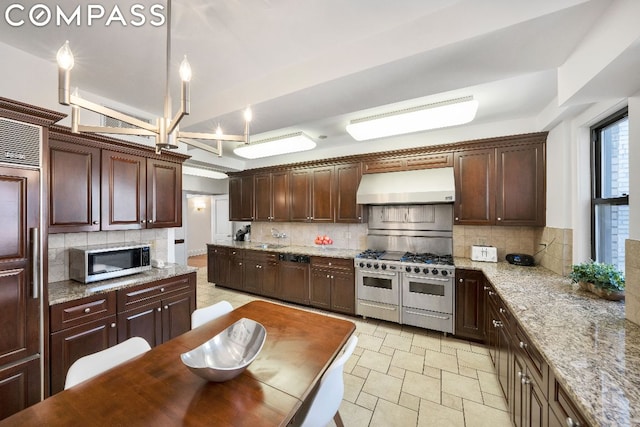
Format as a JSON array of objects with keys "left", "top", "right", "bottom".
[{"left": 69, "top": 242, "right": 151, "bottom": 283}]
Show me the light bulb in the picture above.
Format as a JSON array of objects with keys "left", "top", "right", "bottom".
[
  {"left": 243, "top": 106, "right": 252, "bottom": 122},
  {"left": 179, "top": 55, "right": 192, "bottom": 82},
  {"left": 56, "top": 40, "right": 74, "bottom": 71},
  {"left": 215, "top": 124, "right": 223, "bottom": 137}
]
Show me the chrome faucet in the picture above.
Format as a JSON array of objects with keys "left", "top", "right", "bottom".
[{"left": 271, "top": 228, "right": 287, "bottom": 239}]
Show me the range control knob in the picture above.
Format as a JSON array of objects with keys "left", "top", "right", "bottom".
[
  {"left": 422, "top": 268, "right": 430, "bottom": 274},
  {"left": 359, "top": 262, "right": 365, "bottom": 268},
  {"left": 431, "top": 268, "right": 439, "bottom": 275},
  {"left": 441, "top": 270, "right": 449, "bottom": 277},
  {"left": 405, "top": 266, "right": 412, "bottom": 273},
  {"left": 373, "top": 263, "right": 379, "bottom": 269},
  {"left": 413, "top": 267, "right": 420, "bottom": 273},
  {"left": 366, "top": 263, "right": 372, "bottom": 268},
  {"left": 381, "top": 264, "right": 387, "bottom": 270}
]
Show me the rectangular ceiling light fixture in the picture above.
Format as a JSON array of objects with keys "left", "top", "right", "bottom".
[
  {"left": 346, "top": 96, "right": 478, "bottom": 141},
  {"left": 234, "top": 132, "right": 316, "bottom": 159}
]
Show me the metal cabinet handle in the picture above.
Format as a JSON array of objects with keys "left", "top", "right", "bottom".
[
  {"left": 92, "top": 220, "right": 99, "bottom": 225},
  {"left": 111, "top": 323, "right": 116, "bottom": 328},
  {"left": 566, "top": 417, "right": 581, "bottom": 427},
  {"left": 521, "top": 376, "right": 531, "bottom": 385},
  {"left": 499, "top": 308, "right": 506, "bottom": 314},
  {"left": 519, "top": 341, "right": 528, "bottom": 349},
  {"left": 483, "top": 286, "right": 491, "bottom": 290},
  {"left": 84, "top": 308, "right": 91, "bottom": 313},
  {"left": 493, "top": 320, "right": 503, "bottom": 328},
  {"left": 31, "top": 227, "right": 39, "bottom": 299},
  {"left": 488, "top": 291, "right": 496, "bottom": 296}
]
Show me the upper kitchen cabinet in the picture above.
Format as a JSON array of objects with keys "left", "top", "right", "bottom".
[
  {"left": 229, "top": 175, "right": 255, "bottom": 221},
  {"left": 363, "top": 152, "right": 452, "bottom": 174},
  {"left": 254, "top": 171, "right": 289, "bottom": 222},
  {"left": 48, "top": 127, "right": 187, "bottom": 233},
  {"left": 453, "top": 134, "right": 546, "bottom": 226},
  {"left": 290, "top": 166, "right": 334, "bottom": 223},
  {"left": 49, "top": 138, "right": 101, "bottom": 233},
  {"left": 335, "top": 163, "right": 366, "bottom": 223}
]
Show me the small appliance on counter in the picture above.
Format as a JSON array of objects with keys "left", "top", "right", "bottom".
[
  {"left": 235, "top": 225, "right": 251, "bottom": 241},
  {"left": 69, "top": 242, "right": 151, "bottom": 283},
  {"left": 506, "top": 253, "right": 535, "bottom": 266},
  {"left": 471, "top": 245, "right": 498, "bottom": 263}
]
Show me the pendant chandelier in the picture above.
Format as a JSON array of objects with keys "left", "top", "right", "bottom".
[{"left": 56, "top": 0, "right": 251, "bottom": 156}]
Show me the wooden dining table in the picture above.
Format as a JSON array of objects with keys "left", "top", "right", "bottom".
[{"left": 1, "top": 300, "right": 356, "bottom": 426}]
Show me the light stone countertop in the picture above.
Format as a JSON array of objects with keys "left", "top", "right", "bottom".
[
  {"left": 208, "top": 240, "right": 361, "bottom": 259},
  {"left": 48, "top": 264, "right": 198, "bottom": 306},
  {"left": 455, "top": 258, "right": 638, "bottom": 427}
]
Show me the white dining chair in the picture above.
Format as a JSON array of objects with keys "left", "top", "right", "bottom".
[
  {"left": 64, "top": 336, "right": 151, "bottom": 389},
  {"left": 300, "top": 335, "right": 358, "bottom": 427},
  {"left": 191, "top": 300, "right": 233, "bottom": 329}
]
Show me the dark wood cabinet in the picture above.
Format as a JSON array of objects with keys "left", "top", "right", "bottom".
[
  {"left": 207, "top": 245, "right": 230, "bottom": 286},
  {"left": 228, "top": 249, "right": 244, "bottom": 290},
  {"left": 48, "top": 139, "right": 101, "bottom": 232},
  {"left": 454, "top": 141, "right": 545, "bottom": 226},
  {"left": 455, "top": 269, "right": 486, "bottom": 341},
  {"left": 453, "top": 148, "right": 495, "bottom": 225},
  {"left": 309, "top": 257, "right": 355, "bottom": 315},
  {"left": 229, "top": 175, "right": 255, "bottom": 221},
  {"left": 279, "top": 260, "right": 310, "bottom": 305},
  {"left": 254, "top": 171, "right": 289, "bottom": 222},
  {"left": 548, "top": 374, "right": 589, "bottom": 427},
  {"left": 290, "top": 166, "right": 334, "bottom": 222},
  {"left": 496, "top": 143, "right": 545, "bottom": 226},
  {"left": 49, "top": 293, "right": 118, "bottom": 394},
  {"left": 0, "top": 358, "right": 40, "bottom": 421},
  {"left": 146, "top": 158, "right": 182, "bottom": 228},
  {"left": 363, "top": 152, "right": 452, "bottom": 173},
  {"left": 101, "top": 150, "right": 147, "bottom": 230},
  {"left": 335, "top": 163, "right": 365, "bottom": 223},
  {"left": 243, "top": 250, "right": 278, "bottom": 296}
]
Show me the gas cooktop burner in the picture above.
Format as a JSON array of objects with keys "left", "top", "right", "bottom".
[
  {"left": 355, "top": 249, "right": 385, "bottom": 260},
  {"left": 401, "top": 252, "right": 454, "bottom": 266}
]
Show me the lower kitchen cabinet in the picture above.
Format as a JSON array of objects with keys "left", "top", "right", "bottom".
[
  {"left": 310, "top": 257, "right": 355, "bottom": 315},
  {"left": 228, "top": 249, "right": 244, "bottom": 290},
  {"left": 279, "top": 256, "right": 310, "bottom": 305},
  {"left": 49, "top": 272, "right": 196, "bottom": 396},
  {"left": 207, "top": 245, "right": 230, "bottom": 286},
  {"left": 243, "top": 250, "right": 278, "bottom": 296},
  {"left": 0, "top": 358, "right": 40, "bottom": 420},
  {"left": 455, "top": 269, "right": 486, "bottom": 341}
]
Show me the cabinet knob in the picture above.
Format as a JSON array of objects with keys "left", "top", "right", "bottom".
[
  {"left": 517, "top": 371, "right": 523, "bottom": 378},
  {"left": 499, "top": 308, "right": 506, "bottom": 314},
  {"left": 488, "top": 291, "right": 496, "bottom": 296},
  {"left": 358, "top": 216, "right": 362, "bottom": 220},
  {"left": 164, "top": 305, "right": 168, "bottom": 310},
  {"left": 111, "top": 323, "right": 116, "bottom": 328},
  {"left": 459, "top": 278, "right": 463, "bottom": 283},
  {"left": 84, "top": 308, "right": 91, "bottom": 313},
  {"left": 497, "top": 217, "right": 502, "bottom": 221},
  {"left": 239, "top": 262, "right": 242, "bottom": 266},
  {"left": 519, "top": 341, "right": 528, "bottom": 349},
  {"left": 327, "top": 275, "right": 330, "bottom": 278},
  {"left": 331, "top": 275, "right": 334, "bottom": 279},
  {"left": 328, "top": 262, "right": 332, "bottom": 266},
  {"left": 483, "top": 286, "right": 491, "bottom": 291},
  {"left": 92, "top": 221, "right": 99, "bottom": 225},
  {"left": 160, "top": 287, "right": 165, "bottom": 292},
  {"left": 455, "top": 217, "right": 459, "bottom": 221},
  {"left": 148, "top": 219, "right": 154, "bottom": 224},
  {"left": 521, "top": 376, "right": 531, "bottom": 385},
  {"left": 157, "top": 307, "right": 161, "bottom": 312},
  {"left": 566, "top": 417, "right": 581, "bottom": 427},
  {"left": 140, "top": 220, "right": 146, "bottom": 224}
]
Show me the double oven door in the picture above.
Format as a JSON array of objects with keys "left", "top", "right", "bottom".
[
  {"left": 356, "top": 268, "right": 400, "bottom": 323},
  {"left": 401, "top": 270, "right": 455, "bottom": 333}
]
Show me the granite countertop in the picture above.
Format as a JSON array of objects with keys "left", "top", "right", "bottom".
[
  {"left": 208, "top": 240, "right": 361, "bottom": 259},
  {"left": 48, "top": 264, "right": 198, "bottom": 306},
  {"left": 455, "top": 258, "right": 639, "bottom": 427}
]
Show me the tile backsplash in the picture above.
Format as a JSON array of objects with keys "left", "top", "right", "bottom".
[
  {"left": 248, "top": 222, "right": 368, "bottom": 251},
  {"left": 48, "top": 229, "right": 169, "bottom": 283}
]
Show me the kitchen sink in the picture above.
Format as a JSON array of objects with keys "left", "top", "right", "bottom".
[{"left": 253, "top": 243, "right": 287, "bottom": 249}]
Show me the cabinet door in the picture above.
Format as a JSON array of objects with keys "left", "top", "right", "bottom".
[
  {"left": 101, "top": 150, "right": 146, "bottom": 230},
  {"left": 455, "top": 269, "right": 486, "bottom": 341},
  {"left": 309, "top": 267, "right": 331, "bottom": 310},
  {"left": 453, "top": 149, "right": 495, "bottom": 225},
  {"left": 147, "top": 158, "right": 181, "bottom": 228},
  {"left": 49, "top": 139, "right": 101, "bottom": 232},
  {"left": 228, "top": 250, "right": 244, "bottom": 290},
  {"left": 271, "top": 171, "right": 290, "bottom": 221},
  {"left": 496, "top": 143, "right": 545, "bottom": 226},
  {"left": 331, "top": 269, "right": 355, "bottom": 315},
  {"left": 243, "top": 259, "right": 262, "bottom": 294},
  {"left": 254, "top": 173, "right": 272, "bottom": 221},
  {"left": 513, "top": 351, "right": 526, "bottom": 427},
  {"left": 290, "top": 169, "right": 311, "bottom": 221},
  {"left": 50, "top": 316, "right": 117, "bottom": 394},
  {"left": 278, "top": 262, "right": 309, "bottom": 305},
  {"left": 240, "top": 175, "right": 255, "bottom": 221},
  {"left": 335, "top": 163, "right": 364, "bottom": 223},
  {"left": 261, "top": 260, "right": 279, "bottom": 297},
  {"left": 311, "top": 166, "right": 334, "bottom": 222},
  {"left": 161, "top": 292, "right": 194, "bottom": 343},
  {"left": 118, "top": 302, "right": 162, "bottom": 347},
  {"left": 0, "top": 358, "right": 40, "bottom": 420},
  {"left": 228, "top": 177, "right": 242, "bottom": 221}
]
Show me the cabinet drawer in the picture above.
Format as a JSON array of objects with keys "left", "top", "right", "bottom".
[
  {"left": 208, "top": 245, "right": 229, "bottom": 256},
  {"left": 549, "top": 376, "right": 590, "bottom": 427},
  {"left": 515, "top": 322, "right": 548, "bottom": 394},
  {"left": 50, "top": 292, "right": 116, "bottom": 332},
  {"left": 244, "top": 250, "right": 278, "bottom": 262},
  {"left": 117, "top": 275, "right": 194, "bottom": 310},
  {"left": 310, "top": 256, "right": 354, "bottom": 270}
]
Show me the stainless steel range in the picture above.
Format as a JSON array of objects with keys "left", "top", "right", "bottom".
[{"left": 354, "top": 204, "right": 456, "bottom": 334}]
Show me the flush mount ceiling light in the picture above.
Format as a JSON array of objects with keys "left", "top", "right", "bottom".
[
  {"left": 56, "top": 0, "right": 250, "bottom": 156},
  {"left": 346, "top": 96, "right": 478, "bottom": 141},
  {"left": 234, "top": 132, "right": 316, "bottom": 159},
  {"left": 182, "top": 165, "right": 228, "bottom": 180}
]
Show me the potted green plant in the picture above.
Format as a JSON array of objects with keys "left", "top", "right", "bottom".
[{"left": 569, "top": 261, "right": 625, "bottom": 301}]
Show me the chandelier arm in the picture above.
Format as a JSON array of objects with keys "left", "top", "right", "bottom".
[
  {"left": 167, "top": 109, "right": 187, "bottom": 135},
  {"left": 178, "top": 138, "right": 222, "bottom": 157},
  {"left": 178, "top": 131, "right": 245, "bottom": 142},
  {"left": 76, "top": 125, "right": 156, "bottom": 136},
  {"left": 69, "top": 94, "right": 157, "bottom": 133}
]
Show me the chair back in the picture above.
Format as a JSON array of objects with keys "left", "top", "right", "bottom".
[
  {"left": 64, "top": 336, "right": 151, "bottom": 389},
  {"left": 300, "top": 335, "right": 358, "bottom": 427},
  {"left": 191, "top": 300, "right": 233, "bottom": 329}
]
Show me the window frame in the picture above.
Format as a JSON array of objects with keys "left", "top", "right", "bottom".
[{"left": 590, "top": 107, "right": 629, "bottom": 262}]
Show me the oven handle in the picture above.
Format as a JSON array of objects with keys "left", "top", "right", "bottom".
[
  {"left": 359, "top": 270, "right": 398, "bottom": 278},
  {"left": 359, "top": 302, "right": 398, "bottom": 311},
  {"left": 404, "top": 275, "right": 451, "bottom": 282},
  {"left": 405, "top": 310, "right": 450, "bottom": 320}
]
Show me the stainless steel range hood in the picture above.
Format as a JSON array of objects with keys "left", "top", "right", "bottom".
[{"left": 356, "top": 167, "right": 455, "bottom": 204}]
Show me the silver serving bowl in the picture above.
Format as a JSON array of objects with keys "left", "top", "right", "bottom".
[{"left": 181, "top": 318, "right": 267, "bottom": 382}]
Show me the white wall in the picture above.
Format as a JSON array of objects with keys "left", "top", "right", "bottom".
[
  {"left": 629, "top": 92, "right": 640, "bottom": 240},
  {"left": 186, "top": 196, "right": 211, "bottom": 256},
  {"left": 545, "top": 122, "right": 572, "bottom": 229}
]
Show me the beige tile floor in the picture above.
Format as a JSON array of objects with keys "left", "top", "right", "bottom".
[{"left": 193, "top": 264, "right": 512, "bottom": 427}]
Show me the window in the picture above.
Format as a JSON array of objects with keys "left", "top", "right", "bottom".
[{"left": 591, "top": 108, "right": 629, "bottom": 272}]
